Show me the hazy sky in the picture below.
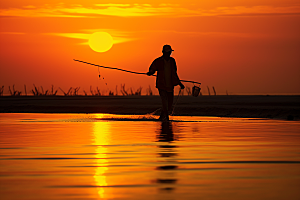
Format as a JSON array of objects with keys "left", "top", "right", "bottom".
[{"left": 0, "top": 0, "right": 299, "bottom": 95}]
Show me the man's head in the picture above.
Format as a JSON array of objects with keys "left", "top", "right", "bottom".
[{"left": 162, "top": 45, "right": 174, "bottom": 58}]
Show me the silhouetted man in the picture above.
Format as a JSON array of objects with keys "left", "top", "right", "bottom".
[{"left": 147, "top": 45, "right": 185, "bottom": 121}]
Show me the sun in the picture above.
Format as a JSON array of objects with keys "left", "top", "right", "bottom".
[{"left": 88, "top": 32, "right": 113, "bottom": 53}]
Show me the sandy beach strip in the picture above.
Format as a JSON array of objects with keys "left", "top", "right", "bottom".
[{"left": 0, "top": 95, "right": 299, "bottom": 120}]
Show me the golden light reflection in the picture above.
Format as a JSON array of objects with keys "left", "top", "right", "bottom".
[{"left": 92, "top": 115, "right": 111, "bottom": 199}]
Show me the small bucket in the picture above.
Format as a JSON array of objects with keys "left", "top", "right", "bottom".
[{"left": 192, "top": 85, "right": 201, "bottom": 97}]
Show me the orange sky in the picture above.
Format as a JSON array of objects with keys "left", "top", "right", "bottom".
[{"left": 0, "top": 0, "right": 299, "bottom": 95}]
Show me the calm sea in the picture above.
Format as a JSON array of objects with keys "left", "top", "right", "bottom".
[{"left": 0, "top": 113, "right": 299, "bottom": 200}]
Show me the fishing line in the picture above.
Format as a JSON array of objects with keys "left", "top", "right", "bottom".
[
  {"left": 171, "top": 88, "right": 182, "bottom": 116},
  {"left": 97, "top": 66, "right": 109, "bottom": 92},
  {"left": 97, "top": 67, "right": 102, "bottom": 79}
]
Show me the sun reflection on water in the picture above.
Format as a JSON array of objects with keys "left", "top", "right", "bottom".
[{"left": 92, "top": 115, "right": 111, "bottom": 199}]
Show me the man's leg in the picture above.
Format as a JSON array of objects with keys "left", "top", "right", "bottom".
[
  {"left": 167, "top": 91, "right": 174, "bottom": 115},
  {"left": 158, "top": 89, "right": 168, "bottom": 120}
]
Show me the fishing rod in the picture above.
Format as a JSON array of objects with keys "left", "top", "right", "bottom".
[{"left": 73, "top": 59, "right": 201, "bottom": 85}]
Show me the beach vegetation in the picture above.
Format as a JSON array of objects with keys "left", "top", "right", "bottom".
[
  {"left": 213, "top": 86, "right": 217, "bottom": 95},
  {"left": 30, "top": 84, "right": 58, "bottom": 96},
  {"left": 89, "top": 86, "right": 102, "bottom": 96},
  {"left": 133, "top": 87, "right": 142, "bottom": 95},
  {"left": 59, "top": 87, "right": 73, "bottom": 96},
  {"left": 186, "top": 86, "right": 192, "bottom": 96},
  {"left": 115, "top": 85, "right": 118, "bottom": 96},
  {"left": 9, "top": 85, "right": 22, "bottom": 96},
  {"left": 0, "top": 86, "right": 4, "bottom": 96},
  {"left": 119, "top": 84, "right": 142, "bottom": 96},
  {"left": 1, "top": 84, "right": 206, "bottom": 96},
  {"left": 207, "top": 86, "right": 211, "bottom": 96},
  {"left": 120, "top": 84, "right": 128, "bottom": 96},
  {"left": 24, "top": 85, "right": 27, "bottom": 96},
  {"left": 146, "top": 85, "right": 153, "bottom": 95}
]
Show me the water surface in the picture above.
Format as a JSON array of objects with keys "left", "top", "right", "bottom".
[{"left": 0, "top": 113, "right": 299, "bottom": 200}]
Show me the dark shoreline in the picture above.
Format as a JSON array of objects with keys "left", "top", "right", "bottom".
[{"left": 1, "top": 95, "right": 299, "bottom": 120}]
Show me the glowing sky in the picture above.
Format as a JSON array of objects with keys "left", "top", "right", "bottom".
[{"left": 0, "top": 0, "right": 299, "bottom": 95}]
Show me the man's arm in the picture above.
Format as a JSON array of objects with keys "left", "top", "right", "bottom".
[
  {"left": 179, "top": 82, "right": 185, "bottom": 89},
  {"left": 173, "top": 58, "right": 185, "bottom": 89},
  {"left": 147, "top": 59, "right": 157, "bottom": 76},
  {"left": 146, "top": 70, "right": 155, "bottom": 76}
]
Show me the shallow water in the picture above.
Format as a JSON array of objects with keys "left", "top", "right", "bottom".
[{"left": 0, "top": 113, "right": 299, "bottom": 200}]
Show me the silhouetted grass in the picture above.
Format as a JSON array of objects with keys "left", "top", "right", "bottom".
[
  {"left": 118, "top": 84, "right": 143, "bottom": 96},
  {"left": 115, "top": 85, "right": 118, "bottom": 96},
  {"left": 0, "top": 86, "right": 4, "bottom": 96},
  {"left": 9, "top": 85, "right": 22, "bottom": 96},
  {"left": 186, "top": 87, "right": 192, "bottom": 96},
  {"left": 51, "top": 85, "right": 58, "bottom": 96},
  {"left": 30, "top": 84, "right": 58, "bottom": 96},
  {"left": 134, "top": 87, "right": 142, "bottom": 95},
  {"left": 213, "top": 86, "right": 216, "bottom": 95},
  {"left": 120, "top": 84, "right": 128, "bottom": 96},
  {"left": 24, "top": 85, "right": 27, "bottom": 96},
  {"left": 146, "top": 85, "right": 153, "bottom": 95},
  {"left": 1, "top": 84, "right": 205, "bottom": 96},
  {"left": 207, "top": 86, "right": 211, "bottom": 96}
]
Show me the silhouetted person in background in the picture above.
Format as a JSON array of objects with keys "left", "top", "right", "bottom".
[{"left": 147, "top": 45, "right": 185, "bottom": 121}]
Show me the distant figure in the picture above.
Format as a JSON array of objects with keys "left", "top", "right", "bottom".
[{"left": 147, "top": 45, "right": 185, "bottom": 121}]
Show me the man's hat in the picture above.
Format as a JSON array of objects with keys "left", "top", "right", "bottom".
[{"left": 162, "top": 45, "right": 174, "bottom": 52}]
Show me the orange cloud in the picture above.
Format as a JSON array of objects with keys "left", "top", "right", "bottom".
[
  {"left": 47, "top": 29, "right": 135, "bottom": 45},
  {"left": 206, "top": 5, "right": 300, "bottom": 16},
  {"left": 1, "top": 3, "right": 298, "bottom": 18},
  {"left": 0, "top": 4, "right": 181, "bottom": 18}
]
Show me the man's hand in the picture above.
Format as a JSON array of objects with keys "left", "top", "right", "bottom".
[
  {"left": 146, "top": 71, "right": 153, "bottom": 76},
  {"left": 180, "top": 83, "right": 185, "bottom": 89}
]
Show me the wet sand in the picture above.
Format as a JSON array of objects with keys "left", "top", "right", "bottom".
[
  {"left": 1, "top": 114, "right": 300, "bottom": 200},
  {"left": 0, "top": 95, "right": 299, "bottom": 120}
]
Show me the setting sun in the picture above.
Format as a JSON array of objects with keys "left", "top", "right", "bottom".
[{"left": 88, "top": 32, "right": 113, "bottom": 53}]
